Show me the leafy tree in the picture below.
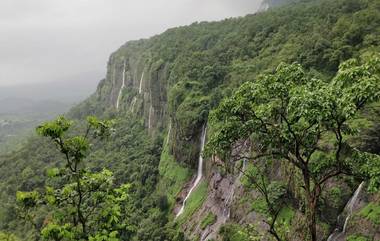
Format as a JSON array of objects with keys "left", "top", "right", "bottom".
[
  {"left": 0, "top": 231, "right": 21, "bottom": 241},
  {"left": 16, "top": 116, "right": 133, "bottom": 241},
  {"left": 207, "top": 54, "right": 380, "bottom": 241},
  {"left": 240, "top": 161, "right": 288, "bottom": 241}
]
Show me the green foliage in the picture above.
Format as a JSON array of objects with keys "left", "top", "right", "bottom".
[
  {"left": 176, "top": 180, "right": 208, "bottom": 224},
  {"left": 0, "top": 232, "right": 20, "bottom": 241},
  {"left": 359, "top": 202, "right": 380, "bottom": 225},
  {"left": 16, "top": 116, "right": 135, "bottom": 241},
  {"left": 16, "top": 191, "right": 39, "bottom": 209},
  {"left": 36, "top": 116, "right": 72, "bottom": 139},
  {"left": 207, "top": 55, "right": 380, "bottom": 241},
  {"left": 158, "top": 140, "right": 191, "bottom": 205},
  {"left": 327, "top": 187, "right": 343, "bottom": 208},
  {"left": 354, "top": 152, "right": 380, "bottom": 192},
  {"left": 251, "top": 198, "right": 268, "bottom": 214},
  {"left": 1, "top": 0, "right": 380, "bottom": 239},
  {"left": 275, "top": 207, "right": 295, "bottom": 238},
  {"left": 219, "top": 224, "right": 263, "bottom": 241},
  {"left": 200, "top": 212, "right": 217, "bottom": 230},
  {"left": 347, "top": 234, "right": 370, "bottom": 241}
]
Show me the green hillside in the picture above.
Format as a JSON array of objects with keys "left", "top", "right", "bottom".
[{"left": 0, "top": 0, "right": 379, "bottom": 240}]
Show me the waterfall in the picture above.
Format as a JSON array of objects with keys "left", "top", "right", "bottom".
[
  {"left": 139, "top": 71, "right": 144, "bottom": 94},
  {"left": 327, "top": 182, "right": 365, "bottom": 241},
  {"left": 148, "top": 105, "right": 153, "bottom": 129},
  {"left": 130, "top": 97, "right": 137, "bottom": 112},
  {"left": 166, "top": 121, "right": 172, "bottom": 146},
  {"left": 176, "top": 126, "right": 207, "bottom": 218},
  {"left": 116, "top": 60, "right": 126, "bottom": 110}
]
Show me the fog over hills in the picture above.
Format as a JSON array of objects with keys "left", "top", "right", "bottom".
[{"left": 0, "top": 77, "right": 98, "bottom": 104}]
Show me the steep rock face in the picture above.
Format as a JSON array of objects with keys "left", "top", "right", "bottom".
[{"left": 93, "top": 47, "right": 170, "bottom": 135}]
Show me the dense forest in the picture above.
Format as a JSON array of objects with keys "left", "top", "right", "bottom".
[{"left": 0, "top": 0, "right": 379, "bottom": 240}]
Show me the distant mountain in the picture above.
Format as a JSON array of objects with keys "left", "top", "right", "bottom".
[
  {"left": 0, "top": 79, "right": 98, "bottom": 103},
  {"left": 0, "top": 97, "right": 71, "bottom": 116},
  {"left": 259, "top": 0, "right": 299, "bottom": 10}
]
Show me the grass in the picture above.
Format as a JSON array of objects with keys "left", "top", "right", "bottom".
[
  {"left": 359, "top": 202, "right": 380, "bottom": 225},
  {"left": 275, "top": 206, "right": 295, "bottom": 238},
  {"left": 219, "top": 224, "right": 251, "bottom": 241},
  {"left": 200, "top": 212, "right": 217, "bottom": 229},
  {"left": 347, "top": 235, "right": 370, "bottom": 241},
  {"left": 251, "top": 197, "right": 268, "bottom": 214},
  {"left": 176, "top": 179, "right": 208, "bottom": 224},
  {"left": 157, "top": 136, "right": 192, "bottom": 205},
  {"left": 277, "top": 206, "right": 295, "bottom": 224}
]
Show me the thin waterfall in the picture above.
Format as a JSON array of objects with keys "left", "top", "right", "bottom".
[
  {"left": 116, "top": 60, "right": 126, "bottom": 110},
  {"left": 176, "top": 126, "right": 207, "bottom": 218},
  {"left": 148, "top": 105, "right": 153, "bottom": 129},
  {"left": 130, "top": 97, "right": 137, "bottom": 112},
  {"left": 327, "top": 182, "right": 365, "bottom": 241},
  {"left": 139, "top": 71, "right": 144, "bottom": 94},
  {"left": 166, "top": 121, "right": 172, "bottom": 146}
]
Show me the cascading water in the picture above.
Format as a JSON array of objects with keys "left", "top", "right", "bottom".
[
  {"left": 139, "top": 71, "right": 144, "bottom": 94},
  {"left": 327, "top": 182, "right": 365, "bottom": 241},
  {"left": 148, "top": 105, "right": 153, "bottom": 129},
  {"left": 116, "top": 60, "right": 126, "bottom": 110},
  {"left": 166, "top": 121, "right": 172, "bottom": 146},
  {"left": 176, "top": 126, "right": 207, "bottom": 218},
  {"left": 130, "top": 97, "right": 137, "bottom": 112}
]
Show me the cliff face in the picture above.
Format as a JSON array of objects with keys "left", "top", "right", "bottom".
[{"left": 94, "top": 45, "right": 169, "bottom": 133}]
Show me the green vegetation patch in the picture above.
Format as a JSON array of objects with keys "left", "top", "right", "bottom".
[
  {"left": 347, "top": 234, "right": 370, "bottom": 241},
  {"left": 327, "top": 186, "right": 343, "bottom": 208},
  {"left": 275, "top": 206, "right": 295, "bottom": 238},
  {"left": 359, "top": 202, "right": 380, "bottom": 225},
  {"left": 0, "top": 232, "right": 20, "bottom": 241},
  {"left": 277, "top": 206, "right": 295, "bottom": 224},
  {"left": 200, "top": 212, "right": 217, "bottom": 230},
  {"left": 158, "top": 140, "right": 192, "bottom": 205},
  {"left": 251, "top": 197, "right": 268, "bottom": 215},
  {"left": 219, "top": 224, "right": 251, "bottom": 241},
  {"left": 176, "top": 180, "right": 208, "bottom": 224}
]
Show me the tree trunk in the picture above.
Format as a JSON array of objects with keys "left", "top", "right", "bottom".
[
  {"left": 307, "top": 198, "right": 317, "bottom": 241},
  {"left": 302, "top": 169, "right": 318, "bottom": 241}
]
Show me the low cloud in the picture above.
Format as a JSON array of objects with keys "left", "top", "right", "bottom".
[{"left": 0, "top": 0, "right": 262, "bottom": 87}]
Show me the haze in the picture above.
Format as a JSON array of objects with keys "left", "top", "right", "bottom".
[{"left": 0, "top": 0, "right": 262, "bottom": 97}]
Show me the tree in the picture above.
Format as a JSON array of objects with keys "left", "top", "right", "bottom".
[
  {"left": 0, "top": 232, "right": 21, "bottom": 241},
  {"left": 16, "top": 116, "right": 134, "bottom": 241},
  {"left": 207, "top": 54, "right": 380, "bottom": 241},
  {"left": 241, "top": 159, "right": 288, "bottom": 241}
]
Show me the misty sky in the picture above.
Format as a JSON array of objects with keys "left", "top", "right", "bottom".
[{"left": 0, "top": 0, "right": 262, "bottom": 88}]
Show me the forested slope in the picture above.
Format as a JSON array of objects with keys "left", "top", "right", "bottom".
[{"left": 0, "top": 0, "right": 379, "bottom": 240}]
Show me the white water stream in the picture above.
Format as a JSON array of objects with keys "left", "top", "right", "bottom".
[
  {"left": 116, "top": 61, "right": 126, "bottom": 110},
  {"left": 166, "top": 121, "right": 172, "bottom": 146},
  {"left": 148, "top": 105, "right": 153, "bottom": 129},
  {"left": 176, "top": 127, "right": 207, "bottom": 218},
  {"left": 327, "top": 182, "right": 365, "bottom": 241},
  {"left": 139, "top": 71, "right": 144, "bottom": 94}
]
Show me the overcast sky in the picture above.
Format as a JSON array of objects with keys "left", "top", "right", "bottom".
[{"left": 0, "top": 0, "right": 262, "bottom": 89}]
